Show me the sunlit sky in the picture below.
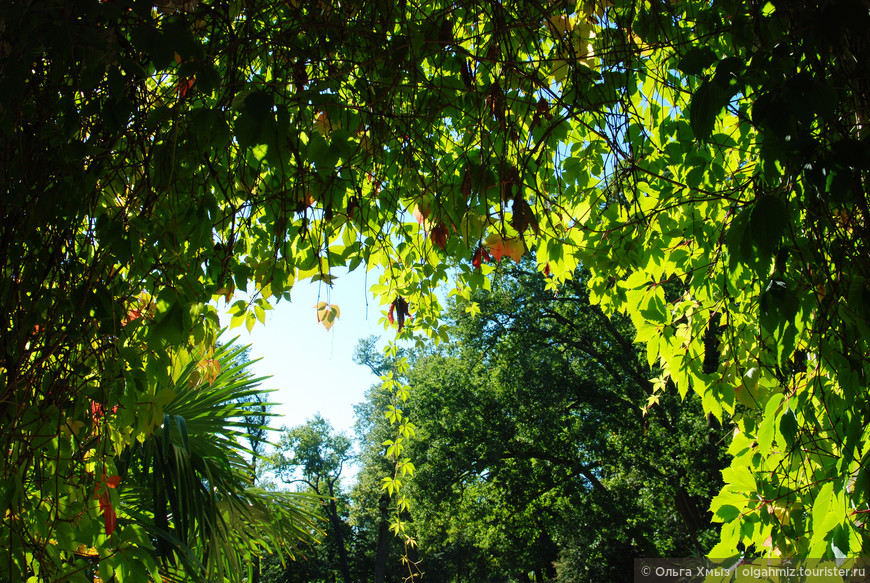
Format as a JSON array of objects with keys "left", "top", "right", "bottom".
[{"left": 218, "top": 268, "right": 389, "bottom": 440}]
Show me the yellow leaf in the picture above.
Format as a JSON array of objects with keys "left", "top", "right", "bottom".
[
  {"left": 314, "top": 111, "right": 335, "bottom": 136},
  {"left": 546, "top": 14, "right": 570, "bottom": 38},
  {"left": 62, "top": 419, "right": 85, "bottom": 438},
  {"left": 314, "top": 303, "right": 340, "bottom": 331},
  {"left": 485, "top": 234, "right": 525, "bottom": 262},
  {"left": 216, "top": 287, "right": 234, "bottom": 303}
]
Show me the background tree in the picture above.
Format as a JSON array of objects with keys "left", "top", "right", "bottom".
[
  {"left": 269, "top": 416, "right": 355, "bottom": 583},
  {"left": 346, "top": 439, "right": 409, "bottom": 583},
  {"left": 351, "top": 341, "right": 415, "bottom": 583},
  {"left": 370, "top": 264, "right": 726, "bottom": 580}
]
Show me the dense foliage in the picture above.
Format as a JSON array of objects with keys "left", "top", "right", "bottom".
[
  {"left": 2, "top": 0, "right": 870, "bottom": 579},
  {"left": 382, "top": 266, "right": 726, "bottom": 581}
]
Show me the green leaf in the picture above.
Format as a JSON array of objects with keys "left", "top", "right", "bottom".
[
  {"left": 722, "top": 464, "right": 756, "bottom": 493},
  {"left": 130, "top": 25, "right": 175, "bottom": 70},
  {"left": 638, "top": 286, "right": 668, "bottom": 324},
  {"left": 810, "top": 482, "right": 841, "bottom": 544},
  {"left": 174, "top": 415, "right": 190, "bottom": 454},
  {"left": 709, "top": 487, "right": 748, "bottom": 522},
  {"left": 234, "top": 91, "right": 276, "bottom": 149},
  {"left": 708, "top": 520, "right": 741, "bottom": 558},
  {"left": 750, "top": 195, "right": 788, "bottom": 256},
  {"left": 757, "top": 394, "right": 783, "bottom": 452},
  {"left": 778, "top": 407, "right": 798, "bottom": 446},
  {"left": 190, "top": 108, "right": 230, "bottom": 150},
  {"left": 151, "top": 302, "right": 187, "bottom": 347},
  {"left": 726, "top": 206, "right": 754, "bottom": 269},
  {"left": 831, "top": 524, "right": 850, "bottom": 560},
  {"left": 689, "top": 80, "right": 727, "bottom": 141},
  {"left": 715, "top": 504, "right": 740, "bottom": 523},
  {"left": 678, "top": 47, "right": 718, "bottom": 76}
]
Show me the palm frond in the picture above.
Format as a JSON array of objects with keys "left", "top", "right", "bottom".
[{"left": 118, "top": 335, "right": 319, "bottom": 582}]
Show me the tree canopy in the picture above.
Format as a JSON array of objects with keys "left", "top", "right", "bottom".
[
  {"left": 2, "top": 0, "right": 870, "bottom": 579},
  {"left": 268, "top": 416, "right": 355, "bottom": 583},
  {"left": 390, "top": 265, "right": 725, "bottom": 581}
]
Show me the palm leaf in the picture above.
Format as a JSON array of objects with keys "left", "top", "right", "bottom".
[{"left": 118, "top": 335, "right": 319, "bottom": 582}]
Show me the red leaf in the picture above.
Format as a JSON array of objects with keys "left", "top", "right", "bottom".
[
  {"left": 472, "top": 246, "right": 491, "bottom": 270},
  {"left": 294, "top": 62, "right": 308, "bottom": 89},
  {"left": 511, "top": 197, "right": 539, "bottom": 235},
  {"left": 363, "top": 172, "right": 382, "bottom": 194},
  {"left": 314, "top": 111, "right": 331, "bottom": 136},
  {"left": 106, "top": 475, "right": 121, "bottom": 489},
  {"left": 388, "top": 297, "right": 411, "bottom": 331},
  {"left": 536, "top": 97, "right": 553, "bottom": 121},
  {"left": 101, "top": 494, "right": 117, "bottom": 535},
  {"left": 347, "top": 196, "right": 359, "bottom": 220},
  {"left": 412, "top": 205, "right": 426, "bottom": 224},
  {"left": 176, "top": 77, "right": 195, "bottom": 99},
  {"left": 485, "top": 234, "right": 524, "bottom": 262},
  {"left": 104, "top": 507, "right": 117, "bottom": 535},
  {"left": 431, "top": 223, "right": 448, "bottom": 251},
  {"left": 91, "top": 401, "right": 118, "bottom": 420},
  {"left": 95, "top": 486, "right": 117, "bottom": 535},
  {"left": 122, "top": 307, "right": 143, "bottom": 326}
]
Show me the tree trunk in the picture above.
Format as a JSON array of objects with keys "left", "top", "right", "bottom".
[
  {"left": 674, "top": 484, "right": 708, "bottom": 554},
  {"left": 326, "top": 479, "right": 353, "bottom": 583},
  {"left": 374, "top": 492, "right": 390, "bottom": 583},
  {"left": 574, "top": 463, "right": 658, "bottom": 557}
]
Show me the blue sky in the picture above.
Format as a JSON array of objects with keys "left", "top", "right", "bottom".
[{"left": 219, "top": 268, "right": 389, "bottom": 439}]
